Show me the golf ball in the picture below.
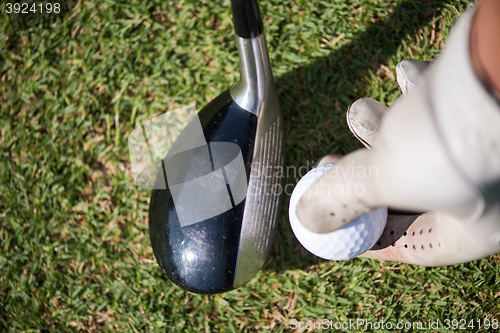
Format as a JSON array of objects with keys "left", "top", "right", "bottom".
[{"left": 289, "top": 162, "right": 387, "bottom": 260}]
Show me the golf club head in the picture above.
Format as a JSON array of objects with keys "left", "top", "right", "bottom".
[{"left": 148, "top": 0, "right": 285, "bottom": 294}]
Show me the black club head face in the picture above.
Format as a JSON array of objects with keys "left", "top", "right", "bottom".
[{"left": 148, "top": 0, "right": 285, "bottom": 294}]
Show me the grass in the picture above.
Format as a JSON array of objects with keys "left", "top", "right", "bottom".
[{"left": 1, "top": 0, "right": 499, "bottom": 332}]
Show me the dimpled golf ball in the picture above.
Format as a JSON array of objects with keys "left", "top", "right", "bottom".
[{"left": 289, "top": 162, "right": 387, "bottom": 260}]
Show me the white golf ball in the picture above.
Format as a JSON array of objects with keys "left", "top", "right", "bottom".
[{"left": 289, "top": 162, "right": 387, "bottom": 260}]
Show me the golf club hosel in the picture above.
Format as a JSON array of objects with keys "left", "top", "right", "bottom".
[
  {"left": 231, "top": 0, "right": 264, "bottom": 38},
  {"left": 231, "top": 34, "right": 276, "bottom": 116}
]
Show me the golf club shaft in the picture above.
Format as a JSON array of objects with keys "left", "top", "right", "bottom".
[{"left": 231, "top": 0, "right": 264, "bottom": 38}]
